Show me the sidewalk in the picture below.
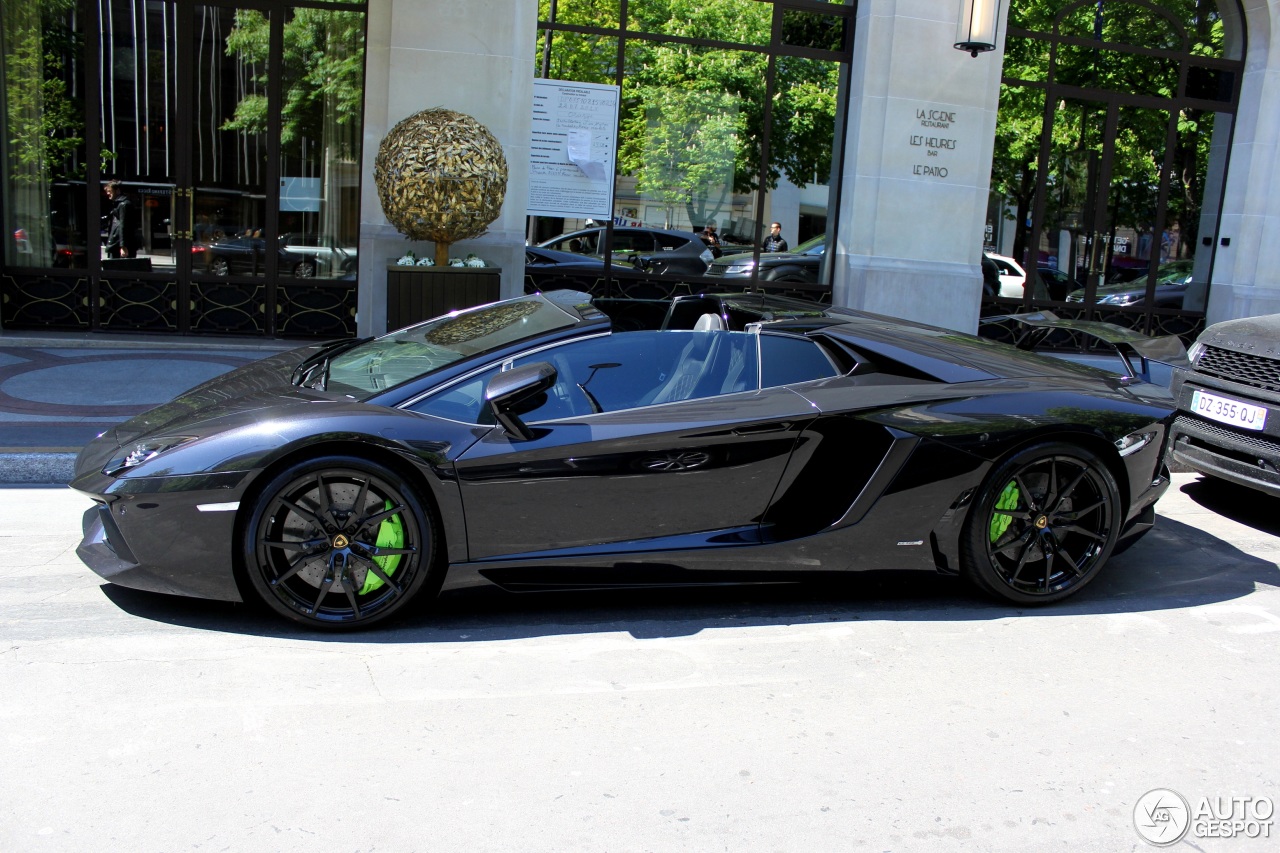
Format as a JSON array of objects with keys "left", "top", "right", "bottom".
[{"left": 0, "top": 329, "right": 295, "bottom": 483}]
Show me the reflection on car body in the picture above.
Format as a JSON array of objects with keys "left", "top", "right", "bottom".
[{"left": 71, "top": 290, "right": 1176, "bottom": 630}]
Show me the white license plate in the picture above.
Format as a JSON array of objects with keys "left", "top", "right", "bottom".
[{"left": 1192, "top": 389, "right": 1268, "bottom": 431}]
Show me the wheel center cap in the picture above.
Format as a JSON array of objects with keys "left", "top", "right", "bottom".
[
  {"left": 332, "top": 533, "right": 350, "bottom": 549},
  {"left": 1034, "top": 514, "right": 1049, "bottom": 529}
]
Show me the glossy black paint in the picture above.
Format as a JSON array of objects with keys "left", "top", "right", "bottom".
[{"left": 70, "top": 291, "right": 1176, "bottom": 614}]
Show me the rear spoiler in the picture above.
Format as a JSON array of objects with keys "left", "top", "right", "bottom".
[{"left": 981, "top": 310, "right": 1190, "bottom": 384}]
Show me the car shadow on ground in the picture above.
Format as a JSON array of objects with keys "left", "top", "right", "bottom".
[
  {"left": 100, "top": 511, "right": 1280, "bottom": 642},
  {"left": 1178, "top": 474, "right": 1280, "bottom": 535}
]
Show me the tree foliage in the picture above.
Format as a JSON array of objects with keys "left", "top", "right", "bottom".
[
  {"left": 541, "top": 0, "right": 842, "bottom": 228},
  {"left": 996, "top": 0, "right": 1229, "bottom": 270},
  {"left": 221, "top": 8, "right": 366, "bottom": 158}
]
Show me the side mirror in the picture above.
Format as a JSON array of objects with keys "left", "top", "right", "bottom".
[{"left": 485, "top": 361, "right": 557, "bottom": 441}]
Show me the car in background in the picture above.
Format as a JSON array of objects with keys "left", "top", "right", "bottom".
[
  {"left": 705, "top": 234, "right": 826, "bottom": 284},
  {"left": 538, "top": 225, "right": 713, "bottom": 276},
  {"left": 1033, "top": 266, "right": 1084, "bottom": 301},
  {"left": 1168, "top": 313, "right": 1280, "bottom": 496},
  {"left": 1065, "top": 260, "right": 1194, "bottom": 308},
  {"left": 194, "top": 235, "right": 316, "bottom": 278},
  {"left": 282, "top": 235, "right": 357, "bottom": 277},
  {"left": 987, "top": 253, "right": 1027, "bottom": 298},
  {"left": 523, "top": 246, "right": 639, "bottom": 293}
]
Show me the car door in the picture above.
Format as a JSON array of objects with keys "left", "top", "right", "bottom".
[{"left": 446, "top": 330, "right": 818, "bottom": 560}]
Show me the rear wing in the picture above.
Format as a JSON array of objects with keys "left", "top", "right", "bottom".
[{"left": 981, "top": 310, "right": 1190, "bottom": 386}]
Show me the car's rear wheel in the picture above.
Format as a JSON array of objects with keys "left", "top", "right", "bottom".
[
  {"left": 962, "top": 442, "right": 1120, "bottom": 605},
  {"left": 293, "top": 260, "right": 317, "bottom": 278},
  {"left": 210, "top": 256, "right": 230, "bottom": 276},
  {"left": 244, "top": 456, "right": 439, "bottom": 629}
]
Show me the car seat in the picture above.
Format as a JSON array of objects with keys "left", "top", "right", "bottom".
[{"left": 644, "top": 315, "right": 727, "bottom": 405}]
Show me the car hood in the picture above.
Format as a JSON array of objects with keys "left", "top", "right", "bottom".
[
  {"left": 1197, "top": 314, "right": 1280, "bottom": 358},
  {"left": 103, "top": 345, "right": 323, "bottom": 447}
]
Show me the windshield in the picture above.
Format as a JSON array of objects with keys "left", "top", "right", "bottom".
[{"left": 325, "top": 295, "right": 579, "bottom": 398}]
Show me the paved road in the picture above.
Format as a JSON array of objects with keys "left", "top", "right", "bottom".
[{"left": 3, "top": 474, "right": 1278, "bottom": 852}]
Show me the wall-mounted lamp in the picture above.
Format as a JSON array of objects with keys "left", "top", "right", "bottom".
[{"left": 955, "top": 0, "right": 1002, "bottom": 57}]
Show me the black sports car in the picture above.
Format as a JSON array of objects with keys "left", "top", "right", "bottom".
[{"left": 72, "top": 291, "right": 1176, "bottom": 629}]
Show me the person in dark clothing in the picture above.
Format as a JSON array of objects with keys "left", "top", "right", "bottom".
[
  {"left": 699, "top": 221, "right": 722, "bottom": 258},
  {"left": 981, "top": 253, "right": 999, "bottom": 299},
  {"left": 762, "top": 222, "right": 788, "bottom": 253},
  {"left": 103, "top": 180, "right": 142, "bottom": 258}
]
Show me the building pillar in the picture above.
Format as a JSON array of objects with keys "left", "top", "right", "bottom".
[
  {"left": 357, "top": 0, "right": 535, "bottom": 335},
  {"left": 831, "top": 0, "right": 1007, "bottom": 333},
  {"left": 1208, "top": 0, "right": 1280, "bottom": 325}
]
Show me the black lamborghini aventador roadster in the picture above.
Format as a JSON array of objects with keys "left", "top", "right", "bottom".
[{"left": 72, "top": 290, "right": 1177, "bottom": 629}]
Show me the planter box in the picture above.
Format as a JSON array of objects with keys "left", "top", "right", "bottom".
[{"left": 385, "top": 264, "right": 502, "bottom": 331}]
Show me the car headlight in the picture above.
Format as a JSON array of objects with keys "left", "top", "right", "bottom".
[
  {"left": 103, "top": 436, "right": 198, "bottom": 475},
  {"left": 1098, "top": 292, "right": 1140, "bottom": 306},
  {"left": 724, "top": 261, "right": 756, "bottom": 275},
  {"left": 1187, "top": 340, "right": 1205, "bottom": 364},
  {"left": 1115, "top": 431, "right": 1155, "bottom": 457}
]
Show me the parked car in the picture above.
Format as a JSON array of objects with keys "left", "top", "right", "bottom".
[
  {"left": 705, "top": 234, "right": 826, "bottom": 283},
  {"left": 71, "top": 289, "right": 1174, "bottom": 629},
  {"left": 281, "top": 234, "right": 358, "bottom": 277},
  {"left": 538, "top": 225, "right": 713, "bottom": 276},
  {"left": 987, "top": 252, "right": 1027, "bottom": 298},
  {"left": 1033, "top": 266, "right": 1084, "bottom": 301},
  {"left": 523, "top": 246, "right": 641, "bottom": 295},
  {"left": 1065, "top": 260, "right": 1194, "bottom": 308},
  {"left": 194, "top": 235, "right": 317, "bottom": 277},
  {"left": 1168, "top": 313, "right": 1280, "bottom": 496}
]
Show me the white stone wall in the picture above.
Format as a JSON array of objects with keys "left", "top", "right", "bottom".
[
  {"left": 1209, "top": 0, "right": 1280, "bottom": 324},
  {"left": 831, "top": 0, "right": 1005, "bottom": 333},
  {"left": 357, "top": 0, "right": 535, "bottom": 335}
]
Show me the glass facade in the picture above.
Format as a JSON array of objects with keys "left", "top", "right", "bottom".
[
  {"left": 986, "top": 0, "right": 1243, "bottom": 342},
  {"left": 0, "top": 0, "right": 366, "bottom": 336},
  {"left": 530, "top": 0, "right": 854, "bottom": 302}
]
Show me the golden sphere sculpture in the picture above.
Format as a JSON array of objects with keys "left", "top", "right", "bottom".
[{"left": 374, "top": 108, "right": 508, "bottom": 266}]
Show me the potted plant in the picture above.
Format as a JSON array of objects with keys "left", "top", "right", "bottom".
[{"left": 374, "top": 108, "right": 508, "bottom": 328}]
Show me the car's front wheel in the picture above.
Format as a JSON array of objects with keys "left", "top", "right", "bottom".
[
  {"left": 962, "top": 442, "right": 1120, "bottom": 605},
  {"left": 293, "top": 260, "right": 317, "bottom": 278},
  {"left": 243, "top": 456, "right": 439, "bottom": 629}
]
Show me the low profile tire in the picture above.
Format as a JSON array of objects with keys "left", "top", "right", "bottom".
[
  {"left": 962, "top": 442, "right": 1121, "bottom": 605},
  {"left": 244, "top": 456, "right": 440, "bottom": 629},
  {"left": 293, "top": 260, "right": 317, "bottom": 278}
]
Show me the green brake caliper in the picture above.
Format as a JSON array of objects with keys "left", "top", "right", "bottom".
[
  {"left": 989, "top": 481, "right": 1019, "bottom": 543},
  {"left": 360, "top": 500, "right": 404, "bottom": 594}
]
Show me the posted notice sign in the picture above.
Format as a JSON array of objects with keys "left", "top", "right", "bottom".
[{"left": 528, "top": 79, "right": 620, "bottom": 218}]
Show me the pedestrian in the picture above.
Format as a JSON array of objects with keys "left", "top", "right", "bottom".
[
  {"left": 103, "top": 181, "right": 142, "bottom": 258},
  {"left": 700, "top": 221, "right": 722, "bottom": 257},
  {"left": 762, "top": 222, "right": 788, "bottom": 253}
]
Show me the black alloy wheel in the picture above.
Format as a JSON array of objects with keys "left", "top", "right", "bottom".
[
  {"left": 244, "top": 456, "right": 439, "bottom": 629},
  {"left": 963, "top": 442, "right": 1120, "bottom": 604},
  {"left": 210, "top": 256, "right": 230, "bottom": 276}
]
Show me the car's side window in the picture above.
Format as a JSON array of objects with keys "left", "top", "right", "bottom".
[{"left": 759, "top": 333, "right": 842, "bottom": 388}]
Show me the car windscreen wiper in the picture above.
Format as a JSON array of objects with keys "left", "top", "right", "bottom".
[{"left": 290, "top": 337, "right": 373, "bottom": 387}]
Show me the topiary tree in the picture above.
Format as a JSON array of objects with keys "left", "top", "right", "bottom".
[{"left": 373, "top": 108, "right": 508, "bottom": 266}]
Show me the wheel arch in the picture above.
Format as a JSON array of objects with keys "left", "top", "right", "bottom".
[{"left": 230, "top": 437, "right": 462, "bottom": 598}]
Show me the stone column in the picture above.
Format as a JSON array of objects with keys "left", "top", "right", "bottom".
[
  {"left": 832, "top": 0, "right": 1007, "bottom": 333},
  {"left": 357, "top": 0, "right": 535, "bottom": 335},
  {"left": 1208, "top": 1, "right": 1280, "bottom": 324}
]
